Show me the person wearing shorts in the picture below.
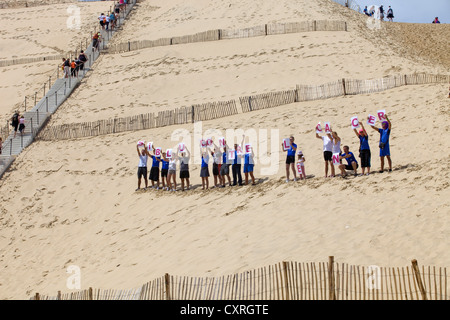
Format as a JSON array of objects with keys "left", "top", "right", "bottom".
[
  {"left": 136, "top": 144, "right": 149, "bottom": 191},
  {"left": 18, "top": 116, "right": 25, "bottom": 135},
  {"left": 178, "top": 146, "right": 190, "bottom": 191},
  {"left": 11, "top": 111, "right": 19, "bottom": 138},
  {"left": 316, "top": 131, "right": 334, "bottom": 178},
  {"left": 148, "top": 147, "right": 161, "bottom": 189},
  {"left": 283, "top": 135, "right": 297, "bottom": 182},
  {"left": 370, "top": 115, "right": 392, "bottom": 173},
  {"left": 167, "top": 151, "right": 178, "bottom": 191},
  {"left": 200, "top": 147, "right": 210, "bottom": 190},
  {"left": 219, "top": 142, "right": 232, "bottom": 187},
  {"left": 339, "top": 146, "right": 359, "bottom": 177},
  {"left": 160, "top": 152, "right": 170, "bottom": 191},
  {"left": 210, "top": 141, "right": 222, "bottom": 188},
  {"left": 296, "top": 150, "right": 306, "bottom": 180},
  {"left": 354, "top": 123, "right": 371, "bottom": 175},
  {"left": 243, "top": 146, "right": 256, "bottom": 185}
]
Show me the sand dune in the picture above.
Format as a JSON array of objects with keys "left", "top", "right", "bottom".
[{"left": 0, "top": 0, "right": 449, "bottom": 299}]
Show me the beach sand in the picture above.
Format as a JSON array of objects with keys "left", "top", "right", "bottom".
[{"left": 0, "top": 0, "right": 449, "bottom": 299}]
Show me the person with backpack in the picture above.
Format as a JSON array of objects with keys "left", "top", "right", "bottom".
[
  {"left": 109, "top": 12, "right": 116, "bottom": 30},
  {"left": 78, "top": 50, "right": 88, "bottom": 72},
  {"left": 387, "top": 6, "right": 394, "bottom": 22},
  {"left": 379, "top": 5, "right": 385, "bottom": 21},
  {"left": 98, "top": 13, "right": 106, "bottom": 29},
  {"left": 11, "top": 111, "right": 20, "bottom": 138}
]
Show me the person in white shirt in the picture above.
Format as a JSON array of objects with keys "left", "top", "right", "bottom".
[
  {"left": 210, "top": 140, "right": 223, "bottom": 188},
  {"left": 316, "top": 131, "right": 335, "bottom": 178},
  {"left": 167, "top": 150, "right": 178, "bottom": 191},
  {"left": 330, "top": 129, "right": 342, "bottom": 174},
  {"left": 136, "top": 144, "right": 150, "bottom": 191},
  {"left": 98, "top": 13, "right": 106, "bottom": 30}
]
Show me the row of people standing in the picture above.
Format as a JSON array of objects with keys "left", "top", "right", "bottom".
[
  {"left": 364, "top": 5, "right": 394, "bottom": 22},
  {"left": 136, "top": 135, "right": 256, "bottom": 192}
]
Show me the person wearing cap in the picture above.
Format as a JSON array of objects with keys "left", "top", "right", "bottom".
[
  {"left": 370, "top": 115, "right": 392, "bottom": 173},
  {"left": 296, "top": 150, "right": 306, "bottom": 180},
  {"left": 282, "top": 135, "right": 297, "bottom": 182},
  {"left": 338, "top": 146, "right": 359, "bottom": 177},
  {"left": 354, "top": 123, "right": 371, "bottom": 175}
]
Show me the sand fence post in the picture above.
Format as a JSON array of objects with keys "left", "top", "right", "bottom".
[
  {"left": 24, "top": 96, "right": 27, "bottom": 112},
  {"left": 328, "top": 256, "right": 336, "bottom": 300},
  {"left": 35, "top": 292, "right": 40, "bottom": 300},
  {"left": 282, "top": 261, "right": 290, "bottom": 300},
  {"left": 89, "top": 287, "right": 93, "bottom": 300},
  {"left": 411, "top": 259, "right": 427, "bottom": 300},
  {"left": 342, "top": 78, "right": 347, "bottom": 96},
  {"left": 57, "top": 291, "right": 61, "bottom": 300},
  {"left": 165, "top": 273, "right": 171, "bottom": 300},
  {"left": 9, "top": 138, "right": 12, "bottom": 155}
]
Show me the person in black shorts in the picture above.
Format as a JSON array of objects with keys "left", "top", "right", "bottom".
[
  {"left": 354, "top": 123, "right": 371, "bottom": 175},
  {"left": 11, "top": 111, "right": 20, "bottom": 138},
  {"left": 78, "top": 50, "right": 88, "bottom": 71},
  {"left": 136, "top": 144, "right": 150, "bottom": 191},
  {"left": 282, "top": 136, "right": 297, "bottom": 182}
]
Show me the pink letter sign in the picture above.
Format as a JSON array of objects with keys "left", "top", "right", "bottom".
[
  {"left": 200, "top": 139, "right": 207, "bottom": 147},
  {"left": 296, "top": 162, "right": 303, "bottom": 175},
  {"left": 245, "top": 144, "right": 252, "bottom": 154},
  {"left": 351, "top": 116, "right": 359, "bottom": 129},
  {"left": 178, "top": 143, "right": 185, "bottom": 152},
  {"left": 166, "top": 149, "right": 172, "bottom": 159},
  {"left": 155, "top": 147, "right": 161, "bottom": 157},
  {"left": 137, "top": 140, "right": 144, "bottom": 147},
  {"left": 219, "top": 137, "right": 225, "bottom": 148},
  {"left": 332, "top": 153, "right": 340, "bottom": 165},
  {"left": 367, "top": 114, "right": 376, "bottom": 126},
  {"left": 146, "top": 142, "right": 153, "bottom": 152},
  {"left": 236, "top": 145, "right": 243, "bottom": 155},
  {"left": 324, "top": 122, "right": 331, "bottom": 134},
  {"left": 228, "top": 149, "right": 235, "bottom": 160},
  {"left": 377, "top": 110, "right": 386, "bottom": 121},
  {"left": 283, "top": 138, "right": 290, "bottom": 151},
  {"left": 316, "top": 122, "right": 322, "bottom": 134},
  {"left": 206, "top": 138, "right": 213, "bottom": 147}
]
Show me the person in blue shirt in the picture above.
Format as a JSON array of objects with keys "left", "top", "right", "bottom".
[
  {"left": 338, "top": 145, "right": 359, "bottom": 177},
  {"left": 160, "top": 151, "right": 170, "bottom": 191},
  {"left": 149, "top": 145, "right": 161, "bottom": 189},
  {"left": 219, "top": 141, "right": 232, "bottom": 187},
  {"left": 370, "top": 115, "right": 392, "bottom": 173},
  {"left": 353, "top": 123, "right": 371, "bottom": 175},
  {"left": 200, "top": 146, "right": 210, "bottom": 190},
  {"left": 282, "top": 136, "right": 297, "bottom": 182}
]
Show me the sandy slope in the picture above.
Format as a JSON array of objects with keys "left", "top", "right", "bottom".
[{"left": 0, "top": 0, "right": 449, "bottom": 299}]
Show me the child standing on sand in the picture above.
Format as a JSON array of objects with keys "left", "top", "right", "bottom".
[{"left": 296, "top": 150, "right": 306, "bottom": 180}]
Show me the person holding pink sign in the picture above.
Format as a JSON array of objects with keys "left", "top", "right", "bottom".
[
  {"left": 178, "top": 145, "right": 191, "bottom": 191},
  {"left": 219, "top": 141, "right": 232, "bottom": 188},
  {"left": 149, "top": 145, "right": 161, "bottom": 189},
  {"left": 316, "top": 132, "right": 335, "bottom": 178},
  {"left": 200, "top": 146, "right": 210, "bottom": 190},
  {"left": 338, "top": 146, "right": 359, "bottom": 177},
  {"left": 232, "top": 137, "right": 244, "bottom": 186},
  {"left": 136, "top": 144, "right": 150, "bottom": 191},
  {"left": 160, "top": 152, "right": 170, "bottom": 191},
  {"left": 167, "top": 151, "right": 178, "bottom": 192},
  {"left": 296, "top": 150, "right": 306, "bottom": 180},
  {"left": 354, "top": 123, "right": 371, "bottom": 175},
  {"left": 210, "top": 141, "right": 223, "bottom": 188},
  {"left": 370, "top": 115, "right": 392, "bottom": 173},
  {"left": 282, "top": 136, "right": 297, "bottom": 183}
]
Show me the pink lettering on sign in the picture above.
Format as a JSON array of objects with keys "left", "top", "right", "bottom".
[
  {"left": 245, "top": 144, "right": 251, "bottom": 154},
  {"left": 236, "top": 145, "right": 243, "bottom": 155},
  {"left": 147, "top": 142, "right": 153, "bottom": 152},
  {"left": 316, "top": 123, "right": 322, "bottom": 133},
  {"left": 178, "top": 143, "right": 185, "bottom": 152},
  {"left": 367, "top": 115, "right": 376, "bottom": 126},
  {"left": 377, "top": 110, "right": 386, "bottom": 121},
  {"left": 166, "top": 149, "right": 172, "bottom": 159},
  {"left": 332, "top": 153, "right": 340, "bottom": 165},
  {"left": 324, "top": 122, "right": 331, "bottom": 134},
  {"left": 200, "top": 139, "right": 206, "bottom": 147},
  {"left": 228, "top": 150, "right": 235, "bottom": 160},
  {"left": 155, "top": 148, "right": 161, "bottom": 157},
  {"left": 283, "top": 138, "right": 290, "bottom": 151},
  {"left": 137, "top": 140, "right": 144, "bottom": 147},
  {"left": 206, "top": 138, "right": 212, "bottom": 147},
  {"left": 296, "top": 163, "right": 303, "bottom": 174},
  {"left": 219, "top": 138, "right": 225, "bottom": 148},
  {"left": 351, "top": 116, "right": 359, "bottom": 129}
]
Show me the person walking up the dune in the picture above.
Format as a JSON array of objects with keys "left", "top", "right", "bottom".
[
  {"left": 136, "top": 144, "right": 149, "bottom": 191},
  {"left": 370, "top": 115, "right": 392, "bottom": 173},
  {"left": 179, "top": 145, "right": 191, "bottom": 191},
  {"left": 210, "top": 140, "right": 222, "bottom": 188},
  {"left": 98, "top": 13, "right": 106, "bottom": 30},
  {"left": 354, "top": 123, "right": 371, "bottom": 175},
  {"left": 387, "top": 6, "right": 394, "bottom": 22},
  {"left": 338, "top": 146, "right": 359, "bottom": 177},
  {"left": 62, "top": 58, "right": 70, "bottom": 78},
  {"left": 78, "top": 50, "right": 88, "bottom": 73},
  {"left": 11, "top": 110, "right": 20, "bottom": 138},
  {"left": 316, "top": 131, "right": 334, "bottom": 178},
  {"left": 18, "top": 115, "right": 25, "bottom": 136},
  {"left": 283, "top": 135, "right": 297, "bottom": 182}
]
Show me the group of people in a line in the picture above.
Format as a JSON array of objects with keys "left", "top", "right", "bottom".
[
  {"left": 98, "top": 1, "right": 128, "bottom": 31},
  {"left": 308, "top": 115, "right": 392, "bottom": 179},
  {"left": 61, "top": 51, "right": 89, "bottom": 78},
  {"left": 136, "top": 135, "right": 256, "bottom": 192},
  {"left": 364, "top": 5, "right": 394, "bottom": 22}
]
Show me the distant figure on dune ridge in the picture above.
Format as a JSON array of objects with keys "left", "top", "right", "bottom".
[
  {"left": 354, "top": 123, "right": 371, "bottom": 175},
  {"left": 387, "top": 6, "right": 394, "bottom": 22},
  {"left": 364, "top": 6, "right": 370, "bottom": 16},
  {"left": 432, "top": 17, "right": 440, "bottom": 24},
  {"left": 0, "top": 137, "right": 2, "bottom": 155},
  {"left": 379, "top": 5, "right": 385, "bottom": 21},
  {"left": 167, "top": 148, "right": 179, "bottom": 192},
  {"left": 370, "top": 115, "right": 392, "bottom": 173}
]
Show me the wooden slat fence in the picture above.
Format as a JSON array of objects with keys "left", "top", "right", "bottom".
[
  {"left": 32, "top": 259, "right": 449, "bottom": 300},
  {"left": 240, "top": 90, "right": 297, "bottom": 113}
]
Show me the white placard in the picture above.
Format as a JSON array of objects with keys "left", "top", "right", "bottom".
[
  {"left": 146, "top": 142, "right": 153, "bottom": 152},
  {"left": 324, "top": 122, "right": 331, "bottom": 134},
  {"left": 137, "top": 140, "right": 144, "bottom": 147},
  {"left": 219, "top": 137, "right": 225, "bottom": 148},
  {"left": 178, "top": 143, "right": 185, "bottom": 152},
  {"left": 316, "top": 122, "right": 322, "bottom": 134},
  {"left": 282, "top": 138, "right": 290, "bottom": 151},
  {"left": 296, "top": 162, "right": 303, "bottom": 175},
  {"left": 166, "top": 149, "right": 172, "bottom": 159},
  {"left": 236, "top": 145, "right": 243, "bottom": 155},
  {"left": 200, "top": 139, "right": 207, "bottom": 147},
  {"left": 351, "top": 116, "right": 360, "bottom": 130},
  {"left": 367, "top": 114, "right": 376, "bottom": 126},
  {"left": 332, "top": 153, "right": 340, "bottom": 165},
  {"left": 228, "top": 149, "right": 235, "bottom": 161},
  {"left": 155, "top": 147, "right": 162, "bottom": 157},
  {"left": 245, "top": 144, "right": 252, "bottom": 154},
  {"left": 377, "top": 109, "right": 386, "bottom": 121},
  {"left": 206, "top": 138, "right": 213, "bottom": 147}
]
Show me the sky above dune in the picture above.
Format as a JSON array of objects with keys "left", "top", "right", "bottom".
[{"left": 358, "top": 0, "right": 449, "bottom": 23}]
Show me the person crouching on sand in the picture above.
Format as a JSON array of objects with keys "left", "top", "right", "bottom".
[{"left": 339, "top": 145, "right": 359, "bottom": 177}]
